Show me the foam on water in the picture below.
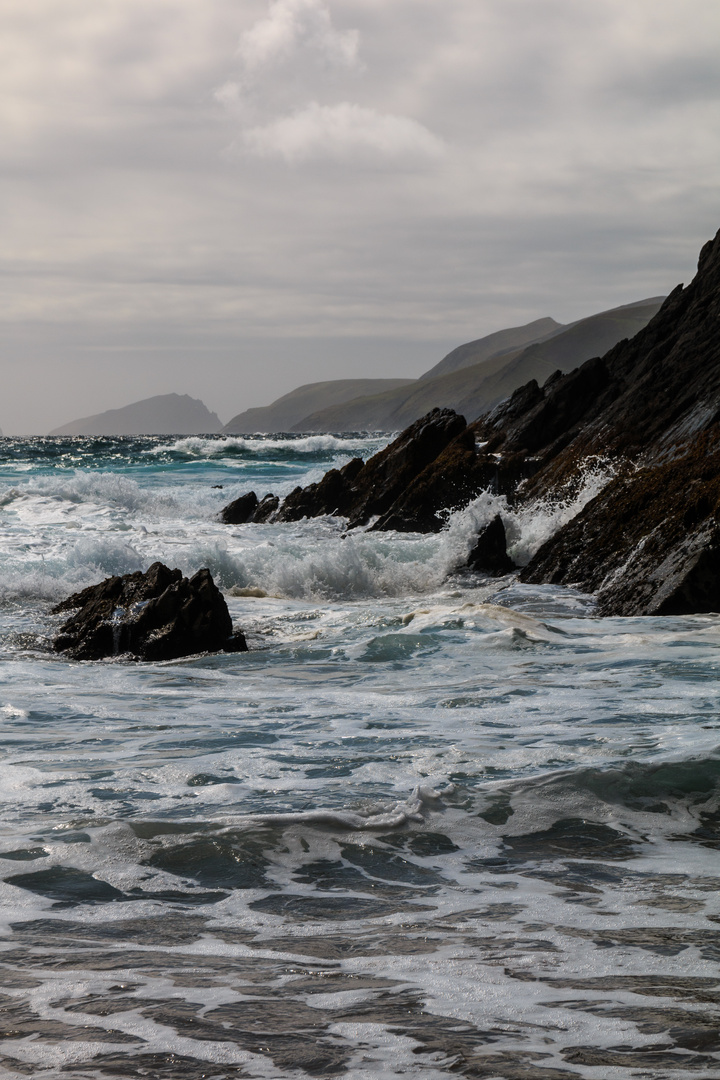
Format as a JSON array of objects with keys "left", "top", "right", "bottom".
[
  {"left": 149, "top": 433, "right": 385, "bottom": 459},
  {"left": 1, "top": 435, "right": 719, "bottom": 1078}
]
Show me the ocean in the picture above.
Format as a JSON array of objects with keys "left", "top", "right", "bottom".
[{"left": 0, "top": 433, "right": 718, "bottom": 1080}]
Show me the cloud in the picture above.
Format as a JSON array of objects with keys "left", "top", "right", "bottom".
[
  {"left": 241, "top": 100, "right": 445, "bottom": 162},
  {"left": 218, "top": 0, "right": 444, "bottom": 165},
  {"left": 237, "top": 0, "right": 359, "bottom": 73}
]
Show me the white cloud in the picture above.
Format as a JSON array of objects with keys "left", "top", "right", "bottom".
[
  {"left": 242, "top": 100, "right": 445, "bottom": 162},
  {"left": 219, "top": 0, "right": 445, "bottom": 164},
  {"left": 237, "top": 0, "right": 359, "bottom": 73}
]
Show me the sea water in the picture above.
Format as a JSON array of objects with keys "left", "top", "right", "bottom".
[{"left": 0, "top": 433, "right": 718, "bottom": 1080}]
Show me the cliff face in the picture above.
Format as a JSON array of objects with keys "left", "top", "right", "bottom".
[{"left": 472, "top": 228, "right": 720, "bottom": 615}]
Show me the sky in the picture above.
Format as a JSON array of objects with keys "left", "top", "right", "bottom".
[{"left": 3, "top": 0, "right": 720, "bottom": 433}]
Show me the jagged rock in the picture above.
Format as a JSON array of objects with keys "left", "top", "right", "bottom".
[
  {"left": 222, "top": 408, "right": 472, "bottom": 533},
  {"left": 482, "top": 225, "right": 720, "bottom": 616},
  {"left": 467, "top": 515, "right": 516, "bottom": 576},
  {"left": 51, "top": 562, "right": 247, "bottom": 661},
  {"left": 521, "top": 436, "right": 720, "bottom": 615},
  {"left": 252, "top": 494, "right": 280, "bottom": 522},
  {"left": 220, "top": 491, "right": 279, "bottom": 524},
  {"left": 276, "top": 458, "right": 364, "bottom": 522},
  {"left": 344, "top": 408, "right": 467, "bottom": 528},
  {"left": 273, "top": 408, "right": 466, "bottom": 528},
  {"left": 220, "top": 491, "right": 259, "bottom": 524},
  {"left": 217, "top": 227, "right": 720, "bottom": 616},
  {"left": 370, "top": 430, "right": 535, "bottom": 533}
]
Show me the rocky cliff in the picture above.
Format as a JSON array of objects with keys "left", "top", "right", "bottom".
[{"left": 493, "top": 228, "right": 720, "bottom": 615}]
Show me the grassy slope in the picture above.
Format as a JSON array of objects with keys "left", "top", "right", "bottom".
[{"left": 419, "top": 316, "right": 561, "bottom": 381}]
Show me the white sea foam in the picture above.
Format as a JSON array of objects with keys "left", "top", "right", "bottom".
[
  {"left": 0, "top": 461, "right": 615, "bottom": 605},
  {"left": 505, "top": 455, "right": 616, "bottom": 565},
  {"left": 215, "top": 783, "right": 455, "bottom": 832},
  {"left": 150, "top": 433, "right": 384, "bottom": 458}
]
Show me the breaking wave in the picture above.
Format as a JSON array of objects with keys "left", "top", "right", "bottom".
[{"left": 149, "top": 433, "right": 384, "bottom": 460}]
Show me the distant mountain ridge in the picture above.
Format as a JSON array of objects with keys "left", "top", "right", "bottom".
[
  {"left": 418, "top": 317, "right": 561, "bottom": 381},
  {"left": 223, "top": 379, "right": 414, "bottom": 434},
  {"left": 48, "top": 295, "right": 666, "bottom": 437},
  {"left": 292, "top": 297, "right": 665, "bottom": 432},
  {"left": 49, "top": 394, "right": 222, "bottom": 436}
]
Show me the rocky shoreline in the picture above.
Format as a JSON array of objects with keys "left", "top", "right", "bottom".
[
  {"left": 51, "top": 226, "right": 720, "bottom": 651},
  {"left": 220, "top": 226, "right": 720, "bottom": 618}
]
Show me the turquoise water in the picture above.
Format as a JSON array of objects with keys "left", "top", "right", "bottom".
[{"left": 0, "top": 435, "right": 719, "bottom": 1079}]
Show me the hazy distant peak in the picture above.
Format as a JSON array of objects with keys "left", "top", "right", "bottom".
[
  {"left": 223, "top": 378, "right": 414, "bottom": 434},
  {"left": 49, "top": 393, "right": 222, "bottom": 436},
  {"left": 419, "top": 317, "right": 562, "bottom": 382}
]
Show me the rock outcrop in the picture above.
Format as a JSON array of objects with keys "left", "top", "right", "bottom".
[
  {"left": 220, "top": 491, "right": 259, "bottom": 525},
  {"left": 466, "top": 515, "right": 516, "bottom": 576},
  {"left": 51, "top": 562, "right": 247, "bottom": 660},
  {"left": 220, "top": 407, "right": 478, "bottom": 532},
  {"left": 471, "top": 227, "right": 720, "bottom": 615}
]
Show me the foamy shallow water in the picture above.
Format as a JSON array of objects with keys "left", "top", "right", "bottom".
[{"left": 0, "top": 435, "right": 719, "bottom": 1079}]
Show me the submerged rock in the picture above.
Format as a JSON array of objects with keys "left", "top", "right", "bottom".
[{"left": 51, "top": 562, "right": 247, "bottom": 661}]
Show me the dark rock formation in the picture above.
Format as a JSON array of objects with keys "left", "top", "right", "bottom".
[
  {"left": 221, "top": 408, "right": 482, "bottom": 533},
  {"left": 369, "top": 429, "right": 535, "bottom": 534},
  {"left": 252, "top": 494, "right": 280, "bottom": 523},
  {"left": 51, "top": 562, "right": 247, "bottom": 661},
  {"left": 522, "top": 437, "right": 720, "bottom": 615},
  {"left": 472, "top": 226, "right": 720, "bottom": 616},
  {"left": 467, "top": 515, "right": 516, "bottom": 576},
  {"left": 277, "top": 458, "right": 364, "bottom": 522},
  {"left": 277, "top": 408, "right": 467, "bottom": 528},
  {"left": 219, "top": 492, "right": 279, "bottom": 525},
  {"left": 220, "top": 491, "right": 259, "bottom": 524},
  {"left": 217, "top": 227, "right": 720, "bottom": 616}
]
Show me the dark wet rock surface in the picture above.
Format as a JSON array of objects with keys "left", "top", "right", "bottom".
[
  {"left": 51, "top": 561, "right": 247, "bottom": 660},
  {"left": 490, "top": 227, "right": 720, "bottom": 615},
  {"left": 219, "top": 489, "right": 258, "bottom": 524},
  {"left": 466, "top": 512, "right": 516, "bottom": 575},
  {"left": 220, "top": 490, "right": 280, "bottom": 524},
  {"left": 221, "top": 407, "right": 479, "bottom": 533}
]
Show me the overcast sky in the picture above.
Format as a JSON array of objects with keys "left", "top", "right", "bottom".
[{"left": 3, "top": 0, "right": 720, "bottom": 432}]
